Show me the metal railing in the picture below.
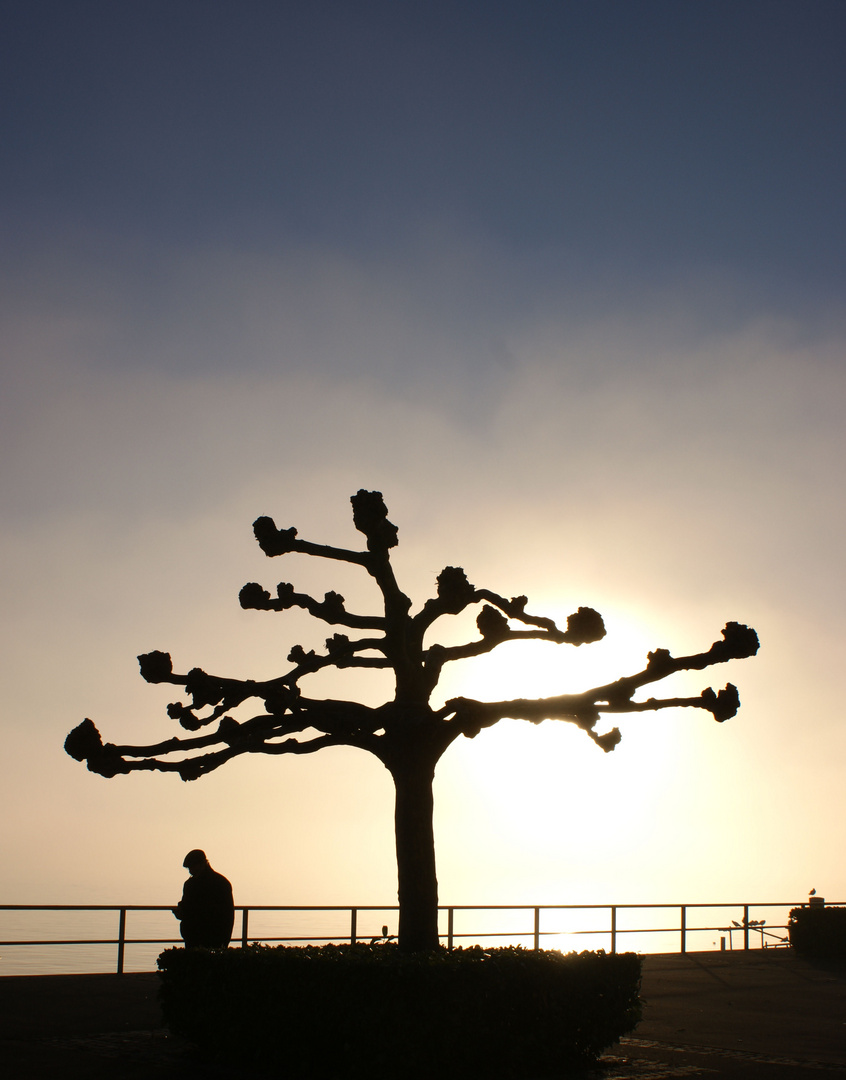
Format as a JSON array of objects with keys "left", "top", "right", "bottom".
[{"left": 1, "top": 900, "right": 831, "bottom": 975}]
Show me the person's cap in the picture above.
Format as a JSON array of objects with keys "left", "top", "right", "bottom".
[{"left": 183, "top": 849, "right": 208, "bottom": 868}]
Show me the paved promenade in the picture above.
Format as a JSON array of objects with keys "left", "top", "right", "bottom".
[
  {"left": 0, "top": 949, "right": 844, "bottom": 1077},
  {"left": 613, "top": 949, "right": 846, "bottom": 1077}
]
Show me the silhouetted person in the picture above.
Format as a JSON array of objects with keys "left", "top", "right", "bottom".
[{"left": 173, "top": 849, "right": 234, "bottom": 948}]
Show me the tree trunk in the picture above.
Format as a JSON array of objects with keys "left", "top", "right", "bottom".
[{"left": 391, "top": 758, "right": 440, "bottom": 952}]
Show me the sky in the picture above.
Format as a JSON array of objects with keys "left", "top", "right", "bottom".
[{"left": 2, "top": 1, "right": 845, "bottom": 932}]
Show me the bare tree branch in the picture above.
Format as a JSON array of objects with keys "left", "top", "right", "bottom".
[
  {"left": 114, "top": 730, "right": 368, "bottom": 781},
  {"left": 441, "top": 623, "right": 758, "bottom": 749},
  {"left": 251, "top": 515, "right": 369, "bottom": 566},
  {"left": 239, "top": 581, "right": 384, "bottom": 630}
]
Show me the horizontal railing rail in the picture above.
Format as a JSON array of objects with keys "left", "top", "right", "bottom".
[{"left": 1, "top": 900, "right": 836, "bottom": 975}]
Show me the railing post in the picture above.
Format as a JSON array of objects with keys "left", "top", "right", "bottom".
[
  {"left": 350, "top": 907, "right": 357, "bottom": 945},
  {"left": 611, "top": 906, "right": 617, "bottom": 954},
  {"left": 533, "top": 907, "right": 540, "bottom": 951},
  {"left": 447, "top": 907, "right": 454, "bottom": 951},
  {"left": 241, "top": 908, "right": 249, "bottom": 948},
  {"left": 743, "top": 905, "right": 749, "bottom": 950},
  {"left": 680, "top": 905, "right": 686, "bottom": 954},
  {"left": 117, "top": 908, "right": 126, "bottom": 974}
]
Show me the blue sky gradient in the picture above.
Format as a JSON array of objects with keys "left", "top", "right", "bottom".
[{"left": 4, "top": 2, "right": 844, "bottom": 287}]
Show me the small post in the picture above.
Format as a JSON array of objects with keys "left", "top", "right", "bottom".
[
  {"left": 241, "top": 908, "right": 249, "bottom": 948},
  {"left": 447, "top": 907, "right": 454, "bottom": 951},
  {"left": 680, "top": 905, "right": 686, "bottom": 954},
  {"left": 533, "top": 907, "right": 540, "bottom": 951},
  {"left": 350, "top": 907, "right": 357, "bottom": 945},
  {"left": 743, "top": 905, "right": 749, "bottom": 950},
  {"left": 117, "top": 908, "right": 126, "bottom": 975},
  {"left": 611, "top": 905, "right": 617, "bottom": 954}
]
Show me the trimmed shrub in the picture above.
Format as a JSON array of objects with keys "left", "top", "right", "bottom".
[
  {"left": 788, "top": 905, "right": 846, "bottom": 960},
  {"left": 158, "top": 943, "right": 641, "bottom": 1078}
]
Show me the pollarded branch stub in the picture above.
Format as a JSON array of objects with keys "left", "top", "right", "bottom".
[
  {"left": 183, "top": 668, "right": 226, "bottom": 710},
  {"left": 138, "top": 650, "right": 174, "bottom": 683},
  {"left": 64, "top": 717, "right": 103, "bottom": 761},
  {"left": 350, "top": 489, "right": 399, "bottom": 552},
  {"left": 287, "top": 644, "right": 321, "bottom": 673},
  {"left": 437, "top": 566, "right": 476, "bottom": 613},
  {"left": 86, "top": 743, "right": 129, "bottom": 777},
  {"left": 325, "top": 633, "right": 352, "bottom": 659},
  {"left": 239, "top": 582, "right": 272, "bottom": 609},
  {"left": 320, "top": 591, "right": 347, "bottom": 619},
  {"left": 64, "top": 719, "right": 129, "bottom": 777},
  {"left": 476, "top": 605, "right": 510, "bottom": 641},
  {"left": 276, "top": 582, "right": 297, "bottom": 605},
  {"left": 166, "top": 700, "right": 207, "bottom": 731},
  {"left": 700, "top": 683, "right": 741, "bottom": 722},
  {"left": 589, "top": 727, "right": 622, "bottom": 753},
  {"left": 253, "top": 516, "right": 298, "bottom": 557},
  {"left": 646, "top": 648, "right": 673, "bottom": 675},
  {"left": 711, "top": 623, "right": 760, "bottom": 662},
  {"left": 561, "top": 607, "right": 606, "bottom": 645}
]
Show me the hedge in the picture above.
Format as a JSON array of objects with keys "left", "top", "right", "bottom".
[
  {"left": 788, "top": 905, "right": 846, "bottom": 960},
  {"left": 157, "top": 943, "right": 642, "bottom": 1078}
]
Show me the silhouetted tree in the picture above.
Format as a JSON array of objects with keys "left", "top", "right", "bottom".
[{"left": 66, "top": 491, "right": 758, "bottom": 952}]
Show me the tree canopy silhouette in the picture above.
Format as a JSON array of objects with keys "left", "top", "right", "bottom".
[{"left": 66, "top": 490, "right": 759, "bottom": 951}]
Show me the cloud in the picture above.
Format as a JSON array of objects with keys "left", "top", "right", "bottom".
[{"left": 3, "top": 229, "right": 844, "bottom": 624}]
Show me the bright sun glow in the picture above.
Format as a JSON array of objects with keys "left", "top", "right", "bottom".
[
  {"left": 434, "top": 605, "right": 666, "bottom": 715},
  {"left": 432, "top": 607, "right": 690, "bottom": 898}
]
